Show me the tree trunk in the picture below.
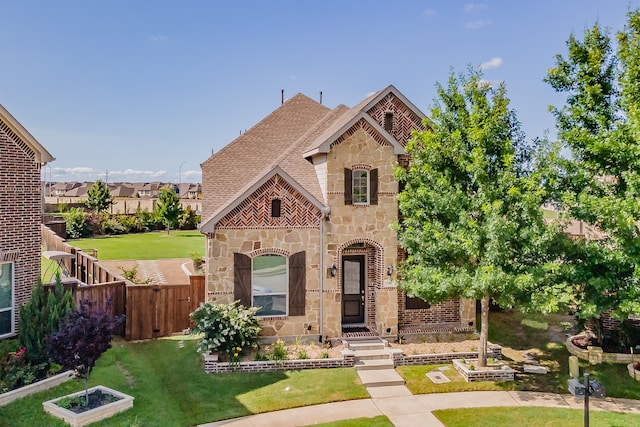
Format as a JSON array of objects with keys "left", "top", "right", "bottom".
[{"left": 478, "top": 295, "right": 489, "bottom": 367}]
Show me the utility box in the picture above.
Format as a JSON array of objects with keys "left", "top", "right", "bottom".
[
  {"left": 589, "top": 379, "right": 606, "bottom": 398},
  {"left": 568, "top": 378, "right": 586, "bottom": 396}
]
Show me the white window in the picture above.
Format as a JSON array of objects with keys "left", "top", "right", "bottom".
[
  {"left": 0, "top": 263, "right": 14, "bottom": 337},
  {"left": 252, "top": 254, "right": 288, "bottom": 316},
  {"left": 352, "top": 170, "right": 369, "bottom": 204}
]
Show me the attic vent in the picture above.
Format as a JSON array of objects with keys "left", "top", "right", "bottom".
[
  {"left": 271, "top": 199, "right": 281, "bottom": 217},
  {"left": 384, "top": 112, "right": 393, "bottom": 132}
]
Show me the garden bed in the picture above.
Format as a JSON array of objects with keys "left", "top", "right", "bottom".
[
  {"left": 566, "top": 335, "right": 636, "bottom": 364},
  {"left": 452, "top": 358, "right": 515, "bottom": 382},
  {"left": 0, "top": 370, "right": 75, "bottom": 407},
  {"left": 42, "top": 385, "right": 134, "bottom": 427}
]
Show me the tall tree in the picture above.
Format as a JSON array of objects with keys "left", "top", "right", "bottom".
[
  {"left": 545, "top": 9, "right": 640, "bottom": 332},
  {"left": 396, "top": 68, "right": 563, "bottom": 365},
  {"left": 156, "top": 185, "right": 182, "bottom": 233},
  {"left": 85, "top": 180, "right": 113, "bottom": 213}
]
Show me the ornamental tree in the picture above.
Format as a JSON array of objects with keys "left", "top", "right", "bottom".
[
  {"left": 396, "top": 68, "right": 566, "bottom": 366},
  {"left": 47, "top": 300, "right": 124, "bottom": 406},
  {"left": 545, "top": 9, "right": 640, "bottom": 336},
  {"left": 156, "top": 185, "right": 182, "bottom": 233},
  {"left": 85, "top": 180, "right": 113, "bottom": 213}
]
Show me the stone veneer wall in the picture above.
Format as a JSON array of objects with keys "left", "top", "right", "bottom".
[
  {"left": 324, "top": 126, "right": 400, "bottom": 336},
  {"left": 0, "top": 123, "right": 42, "bottom": 338}
]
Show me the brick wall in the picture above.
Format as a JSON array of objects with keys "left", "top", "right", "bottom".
[{"left": 0, "top": 124, "right": 42, "bottom": 338}]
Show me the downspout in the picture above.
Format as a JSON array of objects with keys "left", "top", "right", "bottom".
[{"left": 319, "top": 207, "right": 330, "bottom": 342}]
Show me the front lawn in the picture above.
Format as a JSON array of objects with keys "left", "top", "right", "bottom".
[
  {"left": 0, "top": 337, "right": 368, "bottom": 426},
  {"left": 434, "top": 406, "right": 640, "bottom": 426},
  {"left": 70, "top": 230, "right": 205, "bottom": 260}
]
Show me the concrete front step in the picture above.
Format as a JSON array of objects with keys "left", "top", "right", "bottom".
[
  {"left": 355, "top": 359, "right": 395, "bottom": 371},
  {"left": 347, "top": 340, "right": 386, "bottom": 352},
  {"left": 357, "top": 368, "right": 406, "bottom": 387},
  {"left": 352, "top": 349, "right": 392, "bottom": 361}
]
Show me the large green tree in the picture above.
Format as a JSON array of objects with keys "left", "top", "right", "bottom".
[
  {"left": 396, "top": 68, "right": 564, "bottom": 365},
  {"left": 85, "top": 180, "right": 113, "bottom": 213},
  {"left": 545, "top": 9, "right": 640, "bottom": 332},
  {"left": 156, "top": 185, "right": 182, "bottom": 233}
]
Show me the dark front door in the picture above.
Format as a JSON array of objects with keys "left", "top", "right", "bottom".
[{"left": 342, "top": 255, "right": 365, "bottom": 324}]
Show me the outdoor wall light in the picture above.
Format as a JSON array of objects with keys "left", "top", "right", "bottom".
[
  {"left": 330, "top": 264, "right": 337, "bottom": 277},
  {"left": 387, "top": 265, "right": 394, "bottom": 276},
  {"left": 307, "top": 324, "right": 312, "bottom": 331}
]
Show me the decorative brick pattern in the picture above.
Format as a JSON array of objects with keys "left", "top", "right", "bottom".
[
  {"left": 330, "top": 118, "right": 391, "bottom": 149},
  {"left": 398, "top": 291, "right": 461, "bottom": 326},
  {"left": 0, "top": 126, "right": 42, "bottom": 338},
  {"left": 217, "top": 174, "right": 322, "bottom": 229},
  {"left": 366, "top": 93, "right": 425, "bottom": 147},
  {"left": 204, "top": 352, "right": 355, "bottom": 373},
  {"left": 393, "top": 345, "right": 502, "bottom": 367}
]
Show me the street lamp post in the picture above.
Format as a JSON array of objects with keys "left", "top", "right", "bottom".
[{"left": 179, "top": 161, "right": 186, "bottom": 185}]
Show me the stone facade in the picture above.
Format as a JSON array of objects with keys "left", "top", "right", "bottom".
[{"left": 201, "top": 86, "right": 478, "bottom": 341}]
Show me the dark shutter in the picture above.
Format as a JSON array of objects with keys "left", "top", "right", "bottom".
[
  {"left": 288, "top": 251, "right": 306, "bottom": 316},
  {"left": 271, "top": 199, "right": 281, "bottom": 217},
  {"left": 234, "top": 253, "right": 252, "bottom": 307},
  {"left": 370, "top": 168, "right": 378, "bottom": 205},
  {"left": 344, "top": 168, "right": 352, "bottom": 205}
]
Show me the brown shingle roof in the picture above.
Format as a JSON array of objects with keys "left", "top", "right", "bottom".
[{"left": 201, "top": 93, "right": 332, "bottom": 219}]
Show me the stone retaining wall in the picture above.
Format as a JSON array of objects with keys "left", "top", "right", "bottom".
[
  {"left": 204, "top": 345, "right": 504, "bottom": 374},
  {"left": 566, "top": 335, "right": 636, "bottom": 364},
  {"left": 452, "top": 359, "right": 515, "bottom": 382}
]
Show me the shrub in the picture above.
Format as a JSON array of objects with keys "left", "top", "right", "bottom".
[
  {"left": 66, "top": 208, "right": 87, "bottom": 239},
  {"left": 19, "top": 276, "right": 74, "bottom": 367},
  {"left": 117, "top": 214, "right": 139, "bottom": 233},
  {"left": 269, "top": 339, "right": 288, "bottom": 361},
  {"left": 47, "top": 299, "right": 124, "bottom": 406},
  {"left": 179, "top": 206, "right": 200, "bottom": 230},
  {"left": 135, "top": 207, "right": 159, "bottom": 232},
  {"left": 102, "top": 216, "right": 127, "bottom": 235},
  {"left": 85, "top": 212, "right": 105, "bottom": 236},
  {"left": 190, "top": 301, "right": 260, "bottom": 358}
]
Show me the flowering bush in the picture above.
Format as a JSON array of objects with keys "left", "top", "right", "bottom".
[
  {"left": 0, "top": 347, "right": 47, "bottom": 393},
  {"left": 190, "top": 301, "right": 261, "bottom": 358}
]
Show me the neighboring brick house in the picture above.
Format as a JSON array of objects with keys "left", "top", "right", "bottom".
[
  {"left": 0, "top": 104, "right": 54, "bottom": 339},
  {"left": 200, "top": 86, "right": 475, "bottom": 341}
]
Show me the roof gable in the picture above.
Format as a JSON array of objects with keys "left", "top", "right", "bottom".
[{"left": 0, "top": 104, "right": 54, "bottom": 164}]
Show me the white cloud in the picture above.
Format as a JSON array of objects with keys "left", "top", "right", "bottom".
[
  {"left": 465, "top": 20, "right": 492, "bottom": 30},
  {"left": 423, "top": 8, "right": 437, "bottom": 16},
  {"left": 464, "top": 3, "right": 487, "bottom": 13},
  {"left": 110, "top": 169, "right": 167, "bottom": 178},
  {"left": 53, "top": 166, "right": 95, "bottom": 174},
  {"left": 150, "top": 35, "right": 170, "bottom": 42},
  {"left": 480, "top": 57, "right": 503, "bottom": 70}
]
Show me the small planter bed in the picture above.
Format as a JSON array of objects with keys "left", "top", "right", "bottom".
[
  {"left": 42, "top": 385, "right": 134, "bottom": 427},
  {"left": 0, "top": 370, "right": 74, "bottom": 407},
  {"left": 452, "top": 358, "right": 515, "bottom": 382}
]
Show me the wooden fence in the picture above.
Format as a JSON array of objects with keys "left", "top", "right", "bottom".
[{"left": 41, "top": 224, "right": 206, "bottom": 340}]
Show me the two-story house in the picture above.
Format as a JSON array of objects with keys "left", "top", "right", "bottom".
[
  {"left": 200, "top": 86, "right": 475, "bottom": 342},
  {"left": 0, "top": 104, "right": 54, "bottom": 339}
]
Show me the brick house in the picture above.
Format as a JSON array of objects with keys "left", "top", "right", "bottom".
[
  {"left": 200, "top": 86, "right": 475, "bottom": 341},
  {"left": 0, "top": 105, "right": 54, "bottom": 339}
]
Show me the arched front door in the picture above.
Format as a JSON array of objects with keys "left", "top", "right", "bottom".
[{"left": 342, "top": 255, "right": 365, "bottom": 324}]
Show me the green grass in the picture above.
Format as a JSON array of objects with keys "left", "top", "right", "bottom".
[
  {"left": 434, "top": 406, "right": 640, "bottom": 426},
  {"left": 309, "top": 416, "right": 394, "bottom": 426},
  {"left": 0, "top": 337, "right": 369, "bottom": 427},
  {"left": 70, "top": 230, "right": 205, "bottom": 260},
  {"left": 399, "top": 364, "right": 517, "bottom": 394}
]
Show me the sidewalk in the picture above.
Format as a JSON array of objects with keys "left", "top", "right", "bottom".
[{"left": 199, "top": 390, "right": 640, "bottom": 427}]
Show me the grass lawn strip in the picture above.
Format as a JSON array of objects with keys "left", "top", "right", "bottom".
[
  {"left": 308, "top": 416, "right": 394, "bottom": 426},
  {"left": 433, "top": 406, "right": 640, "bottom": 426},
  {"left": 0, "top": 337, "right": 368, "bottom": 427},
  {"left": 70, "top": 230, "right": 205, "bottom": 260}
]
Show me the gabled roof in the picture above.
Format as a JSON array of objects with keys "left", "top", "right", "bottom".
[
  {"left": 200, "top": 166, "right": 327, "bottom": 233},
  {"left": 200, "top": 85, "right": 426, "bottom": 231},
  {"left": 0, "top": 104, "right": 54, "bottom": 164}
]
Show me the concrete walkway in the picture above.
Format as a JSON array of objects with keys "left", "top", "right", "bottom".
[{"left": 199, "top": 390, "right": 640, "bottom": 427}]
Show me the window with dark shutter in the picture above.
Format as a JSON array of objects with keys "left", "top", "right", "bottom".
[
  {"left": 344, "top": 168, "right": 352, "bottom": 205},
  {"left": 234, "top": 253, "right": 252, "bottom": 308},
  {"left": 370, "top": 168, "right": 378, "bottom": 205},
  {"left": 271, "top": 199, "right": 281, "bottom": 217},
  {"left": 288, "top": 251, "right": 306, "bottom": 316}
]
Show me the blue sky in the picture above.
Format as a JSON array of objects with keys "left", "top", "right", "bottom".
[{"left": 1, "top": 1, "right": 637, "bottom": 183}]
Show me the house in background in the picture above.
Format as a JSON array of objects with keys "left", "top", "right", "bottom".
[
  {"left": 200, "top": 86, "right": 475, "bottom": 342},
  {"left": 0, "top": 104, "right": 54, "bottom": 339}
]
